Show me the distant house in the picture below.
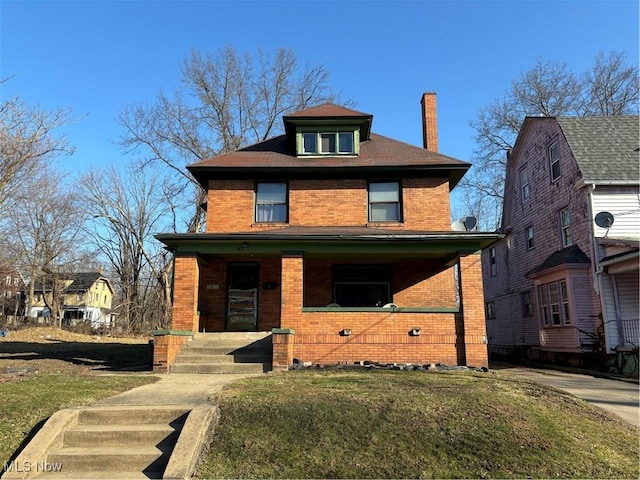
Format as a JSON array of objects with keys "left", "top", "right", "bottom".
[
  {"left": 152, "top": 93, "right": 502, "bottom": 372},
  {"left": 29, "top": 272, "right": 114, "bottom": 328},
  {"left": 0, "top": 266, "right": 25, "bottom": 317},
  {"left": 482, "top": 116, "right": 639, "bottom": 372}
]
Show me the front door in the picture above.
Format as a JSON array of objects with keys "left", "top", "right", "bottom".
[{"left": 226, "top": 263, "right": 259, "bottom": 331}]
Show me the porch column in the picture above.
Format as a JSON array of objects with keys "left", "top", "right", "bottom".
[
  {"left": 280, "top": 252, "right": 303, "bottom": 328},
  {"left": 458, "top": 253, "right": 489, "bottom": 367},
  {"left": 172, "top": 255, "right": 201, "bottom": 332},
  {"left": 152, "top": 254, "right": 200, "bottom": 372},
  {"left": 274, "top": 252, "right": 303, "bottom": 368}
]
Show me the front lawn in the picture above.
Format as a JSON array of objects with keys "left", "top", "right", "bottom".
[{"left": 198, "top": 369, "right": 639, "bottom": 479}]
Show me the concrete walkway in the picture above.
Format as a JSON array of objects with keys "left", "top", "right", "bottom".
[
  {"left": 493, "top": 363, "right": 639, "bottom": 427},
  {"left": 96, "top": 373, "right": 262, "bottom": 406}
]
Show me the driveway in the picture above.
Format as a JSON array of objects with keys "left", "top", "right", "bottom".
[{"left": 493, "top": 363, "right": 639, "bottom": 427}]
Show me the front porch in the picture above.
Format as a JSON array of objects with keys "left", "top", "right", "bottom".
[{"left": 153, "top": 230, "right": 499, "bottom": 372}]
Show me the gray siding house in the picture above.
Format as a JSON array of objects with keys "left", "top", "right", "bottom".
[{"left": 482, "top": 116, "right": 639, "bottom": 373}]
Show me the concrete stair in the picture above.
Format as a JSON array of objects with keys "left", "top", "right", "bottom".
[
  {"left": 2, "top": 405, "right": 215, "bottom": 480},
  {"left": 171, "top": 332, "right": 272, "bottom": 374}
]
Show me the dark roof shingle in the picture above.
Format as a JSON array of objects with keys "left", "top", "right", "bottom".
[{"left": 556, "top": 116, "right": 639, "bottom": 183}]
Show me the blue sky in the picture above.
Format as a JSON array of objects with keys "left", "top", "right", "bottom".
[{"left": 1, "top": 0, "right": 638, "bottom": 203}]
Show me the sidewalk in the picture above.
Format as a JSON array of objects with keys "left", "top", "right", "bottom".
[
  {"left": 96, "top": 372, "right": 263, "bottom": 406},
  {"left": 492, "top": 362, "right": 639, "bottom": 427}
]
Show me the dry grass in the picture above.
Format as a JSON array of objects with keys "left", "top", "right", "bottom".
[{"left": 198, "top": 369, "right": 639, "bottom": 479}]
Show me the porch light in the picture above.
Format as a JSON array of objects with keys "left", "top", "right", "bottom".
[
  {"left": 409, "top": 328, "right": 421, "bottom": 336},
  {"left": 340, "top": 329, "right": 352, "bottom": 336}
]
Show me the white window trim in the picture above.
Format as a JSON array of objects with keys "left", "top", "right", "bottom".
[
  {"left": 538, "top": 279, "right": 572, "bottom": 327},
  {"left": 549, "top": 142, "right": 561, "bottom": 182},
  {"left": 520, "top": 169, "right": 530, "bottom": 203},
  {"left": 560, "top": 207, "right": 572, "bottom": 247}
]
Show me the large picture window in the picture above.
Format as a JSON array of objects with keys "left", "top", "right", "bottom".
[
  {"left": 333, "top": 265, "right": 391, "bottom": 307},
  {"left": 255, "top": 182, "right": 287, "bottom": 223},
  {"left": 368, "top": 182, "right": 401, "bottom": 222}
]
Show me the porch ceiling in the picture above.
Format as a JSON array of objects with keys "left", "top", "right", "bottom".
[{"left": 156, "top": 230, "right": 503, "bottom": 259}]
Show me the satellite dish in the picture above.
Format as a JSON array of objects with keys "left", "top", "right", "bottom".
[
  {"left": 451, "top": 216, "right": 477, "bottom": 232},
  {"left": 451, "top": 220, "right": 466, "bottom": 231},
  {"left": 594, "top": 211, "right": 614, "bottom": 228},
  {"left": 464, "top": 216, "right": 477, "bottom": 231}
]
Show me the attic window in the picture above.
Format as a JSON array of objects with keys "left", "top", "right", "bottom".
[{"left": 300, "top": 130, "right": 357, "bottom": 155}]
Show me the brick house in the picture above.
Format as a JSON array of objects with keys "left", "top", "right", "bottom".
[
  {"left": 153, "top": 93, "right": 501, "bottom": 372},
  {"left": 483, "top": 116, "right": 639, "bottom": 371}
]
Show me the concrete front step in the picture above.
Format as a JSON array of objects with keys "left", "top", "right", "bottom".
[
  {"left": 170, "top": 362, "right": 271, "bottom": 374},
  {"left": 2, "top": 405, "right": 217, "bottom": 480},
  {"left": 46, "top": 446, "right": 171, "bottom": 473},
  {"left": 171, "top": 331, "right": 273, "bottom": 374},
  {"left": 63, "top": 424, "right": 179, "bottom": 448},
  {"left": 194, "top": 331, "right": 272, "bottom": 341},
  {"left": 77, "top": 407, "right": 189, "bottom": 426},
  {"left": 175, "top": 353, "right": 271, "bottom": 364},
  {"left": 33, "top": 471, "right": 159, "bottom": 479}
]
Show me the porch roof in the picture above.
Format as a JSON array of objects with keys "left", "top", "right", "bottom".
[{"left": 156, "top": 228, "right": 502, "bottom": 259}]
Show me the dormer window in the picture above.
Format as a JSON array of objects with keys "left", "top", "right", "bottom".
[{"left": 299, "top": 130, "right": 358, "bottom": 155}]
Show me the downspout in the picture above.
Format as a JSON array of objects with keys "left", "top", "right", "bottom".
[{"left": 585, "top": 184, "right": 612, "bottom": 353}]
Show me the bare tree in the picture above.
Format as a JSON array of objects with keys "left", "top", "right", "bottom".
[
  {"left": 83, "top": 163, "right": 172, "bottom": 332},
  {"left": 4, "top": 170, "right": 87, "bottom": 326},
  {"left": 119, "top": 46, "right": 349, "bottom": 232},
  {"left": 0, "top": 92, "right": 74, "bottom": 215},
  {"left": 460, "top": 51, "right": 639, "bottom": 230}
]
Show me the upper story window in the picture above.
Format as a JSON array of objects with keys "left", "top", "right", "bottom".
[
  {"left": 485, "top": 301, "right": 496, "bottom": 319},
  {"left": 520, "top": 169, "right": 530, "bottom": 202},
  {"left": 5, "top": 276, "right": 10, "bottom": 285},
  {"left": 526, "top": 225, "right": 535, "bottom": 250},
  {"left": 300, "top": 130, "right": 357, "bottom": 155},
  {"left": 255, "top": 182, "right": 287, "bottom": 223},
  {"left": 368, "top": 182, "right": 401, "bottom": 222},
  {"left": 559, "top": 207, "right": 572, "bottom": 247},
  {"left": 489, "top": 247, "right": 497, "bottom": 277},
  {"left": 549, "top": 142, "right": 561, "bottom": 182}
]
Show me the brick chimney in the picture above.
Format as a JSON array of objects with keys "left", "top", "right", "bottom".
[{"left": 421, "top": 92, "right": 438, "bottom": 152}]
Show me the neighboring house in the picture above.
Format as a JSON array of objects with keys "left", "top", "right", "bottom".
[
  {"left": 153, "top": 93, "right": 501, "bottom": 372},
  {"left": 0, "top": 266, "right": 25, "bottom": 317},
  {"left": 483, "top": 116, "right": 639, "bottom": 372},
  {"left": 29, "top": 272, "right": 114, "bottom": 328}
]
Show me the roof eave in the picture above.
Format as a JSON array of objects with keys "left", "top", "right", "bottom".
[{"left": 188, "top": 164, "right": 470, "bottom": 190}]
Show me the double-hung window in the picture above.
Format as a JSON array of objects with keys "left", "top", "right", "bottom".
[
  {"left": 538, "top": 279, "right": 571, "bottom": 327},
  {"left": 489, "top": 247, "right": 497, "bottom": 277},
  {"left": 549, "top": 142, "right": 561, "bottom": 182},
  {"left": 368, "top": 181, "right": 401, "bottom": 222},
  {"left": 255, "top": 182, "right": 287, "bottom": 223},
  {"left": 520, "top": 169, "right": 530, "bottom": 202},
  {"left": 485, "top": 301, "right": 496, "bottom": 319},
  {"left": 560, "top": 207, "right": 572, "bottom": 247},
  {"left": 526, "top": 226, "right": 535, "bottom": 250}
]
